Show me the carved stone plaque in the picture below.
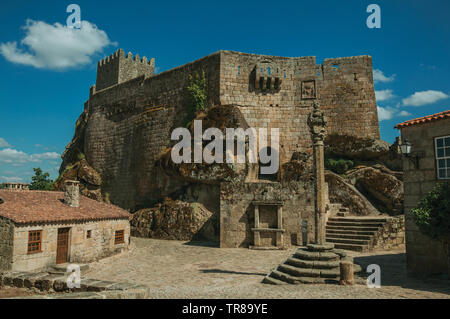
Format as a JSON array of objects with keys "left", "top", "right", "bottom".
[{"left": 301, "top": 80, "right": 316, "bottom": 99}]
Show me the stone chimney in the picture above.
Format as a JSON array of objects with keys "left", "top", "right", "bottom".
[{"left": 64, "top": 180, "right": 80, "bottom": 207}]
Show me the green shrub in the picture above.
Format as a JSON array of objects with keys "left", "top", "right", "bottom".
[
  {"left": 29, "top": 167, "right": 54, "bottom": 191},
  {"left": 185, "top": 70, "right": 207, "bottom": 125},
  {"left": 325, "top": 158, "right": 354, "bottom": 174},
  {"left": 411, "top": 182, "right": 450, "bottom": 241}
]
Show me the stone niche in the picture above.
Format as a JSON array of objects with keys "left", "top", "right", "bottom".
[
  {"left": 251, "top": 61, "right": 282, "bottom": 92},
  {"left": 250, "top": 200, "right": 284, "bottom": 249}
]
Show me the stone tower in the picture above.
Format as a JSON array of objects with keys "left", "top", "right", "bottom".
[{"left": 94, "top": 49, "right": 155, "bottom": 91}]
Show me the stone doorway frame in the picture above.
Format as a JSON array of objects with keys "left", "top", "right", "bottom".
[{"left": 250, "top": 200, "right": 284, "bottom": 249}]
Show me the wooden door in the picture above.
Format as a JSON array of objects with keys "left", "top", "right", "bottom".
[{"left": 56, "top": 228, "right": 70, "bottom": 264}]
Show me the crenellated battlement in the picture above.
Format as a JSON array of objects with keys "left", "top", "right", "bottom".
[{"left": 95, "top": 48, "right": 155, "bottom": 91}]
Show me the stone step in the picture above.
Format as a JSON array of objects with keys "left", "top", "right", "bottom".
[
  {"left": 326, "top": 229, "right": 377, "bottom": 236},
  {"left": 327, "top": 221, "right": 385, "bottom": 227},
  {"left": 328, "top": 217, "right": 388, "bottom": 223},
  {"left": 325, "top": 233, "right": 372, "bottom": 241},
  {"left": 268, "top": 270, "right": 338, "bottom": 285},
  {"left": 261, "top": 275, "right": 287, "bottom": 285},
  {"left": 285, "top": 257, "right": 340, "bottom": 269},
  {"left": 278, "top": 263, "right": 340, "bottom": 279},
  {"left": 336, "top": 212, "right": 349, "bottom": 217},
  {"left": 326, "top": 237, "right": 371, "bottom": 245},
  {"left": 326, "top": 225, "right": 380, "bottom": 232},
  {"left": 331, "top": 243, "right": 369, "bottom": 252},
  {"left": 293, "top": 249, "right": 339, "bottom": 262}
]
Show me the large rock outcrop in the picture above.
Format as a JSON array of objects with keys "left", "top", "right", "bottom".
[
  {"left": 345, "top": 165, "right": 404, "bottom": 215},
  {"left": 54, "top": 159, "right": 103, "bottom": 201},
  {"left": 130, "top": 198, "right": 218, "bottom": 241},
  {"left": 325, "top": 134, "right": 390, "bottom": 160},
  {"left": 325, "top": 171, "right": 381, "bottom": 216}
]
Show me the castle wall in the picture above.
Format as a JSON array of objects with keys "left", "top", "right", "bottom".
[
  {"left": 218, "top": 51, "right": 379, "bottom": 165},
  {"left": 85, "top": 52, "right": 221, "bottom": 210},
  {"left": 84, "top": 50, "right": 379, "bottom": 211}
]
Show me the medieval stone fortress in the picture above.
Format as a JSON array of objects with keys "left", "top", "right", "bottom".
[{"left": 0, "top": 48, "right": 449, "bottom": 299}]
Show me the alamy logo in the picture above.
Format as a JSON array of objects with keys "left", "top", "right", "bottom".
[
  {"left": 366, "top": 4, "right": 381, "bottom": 29},
  {"left": 66, "top": 4, "right": 81, "bottom": 29},
  {"left": 366, "top": 264, "right": 381, "bottom": 288},
  {"left": 66, "top": 264, "right": 81, "bottom": 289},
  {"left": 171, "top": 120, "right": 280, "bottom": 174}
]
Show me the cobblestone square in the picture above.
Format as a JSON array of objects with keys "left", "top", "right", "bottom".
[{"left": 83, "top": 238, "right": 450, "bottom": 299}]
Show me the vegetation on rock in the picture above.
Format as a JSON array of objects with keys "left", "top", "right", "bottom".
[
  {"left": 185, "top": 70, "right": 207, "bottom": 125},
  {"left": 325, "top": 157, "right": 354, "bottom": 174}
]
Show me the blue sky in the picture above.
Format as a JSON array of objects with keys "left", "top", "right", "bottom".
[{"left": 1, "top": 0, "right": 449, "bottom": 183}]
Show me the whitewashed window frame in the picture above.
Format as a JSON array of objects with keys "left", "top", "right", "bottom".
[{"left": 435, "top": 135, "right": 450, "bottom": 180}]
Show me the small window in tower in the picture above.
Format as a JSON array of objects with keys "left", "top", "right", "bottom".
[
  {"left": 266, "top": 78, "right": 272, "bottom": 90},
  {"left": 267, "top": 67, "right": 271, "bottom": 76},
  {"left": 283, "top": 72, "right": 286, "bottom": 79},
  {"left": 333, "top": 64, "right": 339, "bottom": 70},
  {"left": 237, "top": 66, "right": 240, "bottom": 76},
  {"left": 87, "top": 230, "right": 92, "bottom": 239},
  {"left": 274, "top": 78, "right": 280, "bottom": 90}
]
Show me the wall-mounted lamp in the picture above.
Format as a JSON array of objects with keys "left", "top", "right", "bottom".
[{"left": 400, "top": 139, "right": 421, "bottom": 169}]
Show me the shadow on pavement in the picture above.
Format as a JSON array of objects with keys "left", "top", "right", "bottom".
[
  {"left": 354, "top": 252, "right": 450, "bottom": 296},
  {"left": 200, "top": 269, "right": 267, "bottom": 276}
]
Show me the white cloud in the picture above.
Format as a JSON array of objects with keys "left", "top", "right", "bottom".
[
  {"left": 402, "top": 90, "right": 449, "bottom": 107},
  {"left": 377, "top": 106, "right": 395, "bottom": 121},
  {"left": 0, "top": 19, "right": 115, "bottom": 70},
  {"left": 0, "top": 138, "right": 10, "bottom": 148},
  {"left": 0, "top": 148, "right": 60, "bottom": 164},
  {"left": 377, "top": 105, "right": 413, "bottom": 121},
  {"left": 398, "top": 110, "right": 412, "bottom": 117},
  {"left": 373, "top": 69, "right": 396, "bottom": 83},
  {"left": 375, "top": 89, "right": 395, "bottom": 101},
  {"left": 1, "top": 176, "right": 24, "bottom": 183}
]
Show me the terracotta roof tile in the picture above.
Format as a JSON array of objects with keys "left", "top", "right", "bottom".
[
  {"left": 0, "top": 190, "right": 131, "bottom": 225},
  {"left": 394, "top": 110, "right": 450, "bottom": 129}
]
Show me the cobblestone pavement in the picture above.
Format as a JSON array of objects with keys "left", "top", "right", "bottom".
[{"left": 84, "top": 238, "right": 450, "bottom": 299}]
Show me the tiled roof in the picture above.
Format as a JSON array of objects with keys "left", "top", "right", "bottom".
[
  {"left": 394, "top": 110, "right": 450, "bottom": 129},
  {"left": 0, "top": 190, "right": 131, "bottom": 225}
]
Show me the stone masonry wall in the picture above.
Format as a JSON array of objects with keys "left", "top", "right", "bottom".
[
  {"left": 372, "top": 216, "right": 405, "bottom": 250},
  {"left": 85, "top": 52, "right": 221, "bottom": 210},
  {"left": 219, "top": 52, "right": 379, "bottom": 163},
  {"left": 83, "top": 50, "right": 378, "bottom": 211},
  {"left": 0, "top": 217, "right": 14, "bottom": 272},
  {"left": 400, "top": 118, "right": 450, "bottom": 276},
  {"left": 220, "top": 181, "right": 315, "bottom": 248},
  {"left": 11, "top": 219, "right": 130, "bottom": 272}
]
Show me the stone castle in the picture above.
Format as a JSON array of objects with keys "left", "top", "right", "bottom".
[{"left": 60, "top": 49, "right": 398, "bottom": 249}]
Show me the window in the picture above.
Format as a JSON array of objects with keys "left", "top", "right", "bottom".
[
  {"left": 87, "top": 230, "right": 92, "bottom": 239},
  {"left": 114, "top": 230, "right": 125, "bottom": 244},
  {"left": 27, "top": 230, "right": 42, "bottom": 254},
  {"left": 435, "top": 136, "right": 450, "bottom": 179}
]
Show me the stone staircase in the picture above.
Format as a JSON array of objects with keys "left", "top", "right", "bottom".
[
  {"left": 326, "top": 216, "right": 389, "bottom": 252},
  {"left": 262, "top": 244, "right": 361, "bottom": 285}
]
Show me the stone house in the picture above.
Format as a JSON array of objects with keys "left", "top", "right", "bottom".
[
  {"left": 0, "top": 181, "right": 131, "bottom": 272},
  {"left": 395, "top": 110, "right": 450, "bottom": 276}
]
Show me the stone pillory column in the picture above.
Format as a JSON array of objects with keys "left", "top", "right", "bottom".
[
  {"left": 64, "top": 180, "right": 80, "bottom": 208},
  {"left": 308, "top": 101, "right": 327, "bottom": 245}
]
